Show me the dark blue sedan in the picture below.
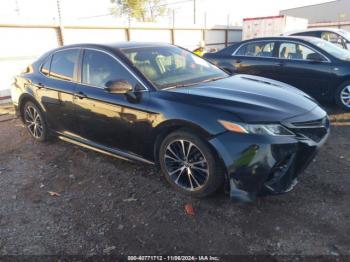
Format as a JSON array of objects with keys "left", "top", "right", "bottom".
[
  {"left": 204, "top": 36, "right": 350, "bottom": 110},
  {"left": 11, "top": 42, "right": 329, "bottom": 202}
]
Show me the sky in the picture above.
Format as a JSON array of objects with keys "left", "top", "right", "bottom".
[{"left": 0, "top": 0, "right": 334, "bottom": 26}]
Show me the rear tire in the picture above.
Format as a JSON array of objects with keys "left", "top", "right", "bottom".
[
  {"left": 159, "top": 130, "right": 224, "bottom": 198},
  {"left": 335, "top": 82, "right": 350, "bottom": 111},
  {"left": 22, "top": 101, "right": 49, "bottom": 142}
]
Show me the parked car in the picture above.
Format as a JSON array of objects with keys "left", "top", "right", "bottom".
[
  {"left": 284, "top": 28, "right": 350, "bottom": 50},
  {"left": 204, "top": 36, "right": 350, "bottom": 110},
  {"left": 11, "top": 42, "right": 329, "bottom": 202}
]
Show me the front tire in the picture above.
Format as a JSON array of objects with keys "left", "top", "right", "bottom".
[
  {"left": 23, "top": 101, "right": 49, "bottom": 142},
  {"left": 159, "top": 130, "right": 224, "bottom": 198},
  {"left": 335, "top": 82, "right": 350, "bottom": 111}
]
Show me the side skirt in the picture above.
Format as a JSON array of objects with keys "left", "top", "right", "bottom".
[{"left": 57, "top": 134, "right": 155, "bottom": 165}]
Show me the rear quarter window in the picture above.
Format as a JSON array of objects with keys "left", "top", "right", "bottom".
[
  {"left": 219, "top": 44, "right": 240, "bottom": 56},
  {"left": 293, "top": 31, "right": 320, "bottom": 37},
  {"left": 40, "top": 56, "right": 51, "bottom": 76}
]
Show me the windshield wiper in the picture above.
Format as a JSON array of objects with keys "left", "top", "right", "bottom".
[
  {"left": 201, "top": 76, "right": 227, "bottom": 83},
  {"left": 162, "top": 76, "right": 227, "bottom": 90},
  {"left": 162, "top": 82, "right": 199, "bottom": 90}
]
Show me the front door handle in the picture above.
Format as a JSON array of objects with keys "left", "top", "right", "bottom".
[
  {"left": 37, "top": 83, "right": 45, "bottom": 89},
  {"left": 74, "top": 91, "right": 87, "bottom": 99},
  {"left": 275, "top": 61, "right": 285, "bottom": 67}
]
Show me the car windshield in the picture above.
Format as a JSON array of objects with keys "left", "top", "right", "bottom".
[
  {"left": 309, "top": 38, "right": 350, "bottom": 61},
  {"left": 120, "top": 45, "right": 228, "bottom": 89},
  {"left": 339, "top": 29, "right": 350, "bottom": 40}
]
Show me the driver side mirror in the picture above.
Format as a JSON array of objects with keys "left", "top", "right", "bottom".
[
  {"left": 222, "top": 67, "right": 234, "bottom": 75},
  {"left": 105, "top": 79, "right": 133, "bottom": 94},
  {"left": 307, "top": 53, "right": 325, "bottom": 62}
]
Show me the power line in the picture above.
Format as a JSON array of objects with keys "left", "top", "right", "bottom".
[
  {"left": 77, "top": 13, "right": 112, "bottom": 20},
  {"left": 76, "top": 0, "right": 197, "bottom": 20},
  {"left": 157, "top": 0, "right": 194, "bottom": 8}
]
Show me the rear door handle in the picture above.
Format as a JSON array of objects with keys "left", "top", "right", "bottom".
[
  {"left": 74, "top": 91, "right": 87, "bottom": 99},
  {"left": 275, "top": 61, "right": 285, "bottom": 67}
]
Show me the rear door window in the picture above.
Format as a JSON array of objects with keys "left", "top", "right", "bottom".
[
  {"left": 235, "top": 42, "right": 275, "bottom": 57},
  {"left": 50, "top": 49, "right": 79, "bottom": 81},
  {"left": 82, "top": 49, "right": 138, "bottom": 89}
]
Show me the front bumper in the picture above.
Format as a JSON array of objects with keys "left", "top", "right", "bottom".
[{"left": 209, "top": 113, "right": 330, "bottom": 202}]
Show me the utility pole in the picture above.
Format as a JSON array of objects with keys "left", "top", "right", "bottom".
[
  {"left": 56, "top": 0, "right": 64, "bottom": 46},
  {"left": 173, "top": 9, "right": 175, "bottom": 28},
  {"left": 56, "top": 0, "right": 62, "bottom": 25},
  {"left": 171, "top": 9, "right": 175, "bottom": 44},
  {"left": 193, "top": 0, "right": 196, "bottom": 24},
  {"left": 14, "top": 0, "right": 20, "bottom": 16}
]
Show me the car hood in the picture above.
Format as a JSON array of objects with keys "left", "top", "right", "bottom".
[{"left": 168, "top": 74, "right": 319, "bottom": 123}]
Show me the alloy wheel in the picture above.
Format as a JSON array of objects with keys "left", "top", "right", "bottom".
[
  {"left": 164, "top": 139, "right": 209, "bottom": 191},
  {"left": 24, "top": 105, "right": 43, "bottom": 139},
  {"left": 340, "top": 85, "right": 350, "bottom": 108}
]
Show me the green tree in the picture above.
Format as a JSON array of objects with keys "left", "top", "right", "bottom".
[{"left": 110, "top": 0, "right": 167, "bottom": 22}]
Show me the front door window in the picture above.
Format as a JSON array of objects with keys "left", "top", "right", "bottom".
[{"left": 278, "top": 42, "right": 325, "bottom": 61}]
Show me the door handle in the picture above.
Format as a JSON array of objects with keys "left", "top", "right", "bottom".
[
  {"left": 236, "top": 59, "right": 241, "bottom": 64},
  {"left": 74, "top": 91, "right": 87, "bottom": 99},
  {"left": 37, "top": 82, "right": 45, "bottom": 89},
  {"left": 275, "top": 61, "right": 285, "bottom": 67}
]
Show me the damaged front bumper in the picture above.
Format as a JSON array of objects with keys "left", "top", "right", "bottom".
[{"left": 209, "top": 110, "right": 330, "bottom": 202}]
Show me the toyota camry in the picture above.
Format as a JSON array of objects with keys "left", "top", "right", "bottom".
[{"left": 11, "top": 42, "right": 330, "bottom": 202}]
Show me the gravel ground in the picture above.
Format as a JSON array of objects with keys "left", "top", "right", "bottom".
[{"left": 0, "top": 104, "right": 349, "bottom": 257}]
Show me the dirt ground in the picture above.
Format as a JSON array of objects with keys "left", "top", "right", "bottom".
[{"left": 0, "top": 103, "right": 349, "bottom": 257}]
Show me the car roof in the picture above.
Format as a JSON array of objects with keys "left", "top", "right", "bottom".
[
  {"left": 56, "top": 41, "right": 172, "bottom": 51},
  {"left": 239, "top": 36, "right": 316, "bottom": 43},
  {"left": 34, "top": 41, "right": 176, "bottom": 69},
  {"left": 286, "top": 28, "right": 343, "bottom": 35}
]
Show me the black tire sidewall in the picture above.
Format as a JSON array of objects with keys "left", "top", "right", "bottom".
[
  {"left": 335, "top": 81, "right": 350, "bottom": 111},
  {"left": 159, "top": 130, "right": 224, "bottom": 198},
  {"left": 23, "top": 101, "right": 49, "bottom": 142}
]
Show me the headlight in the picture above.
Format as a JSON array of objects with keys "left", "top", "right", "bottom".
[{"left": 218, "top": 120, "right": 294, "bottom": 136}]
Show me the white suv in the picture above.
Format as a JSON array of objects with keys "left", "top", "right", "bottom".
[{"left": 284, "top": 28, "right": 350, "bottom": 50}]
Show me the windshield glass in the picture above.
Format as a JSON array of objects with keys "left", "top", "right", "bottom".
[
  {"left": 309, "top": 38, "right": 350, "bottom": 61},
  {"left": 121, "top": 45, "right": 228, "bottom": 89},
  {"left": 339, "top": 29, "right": 350, "bottom": 40}
]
